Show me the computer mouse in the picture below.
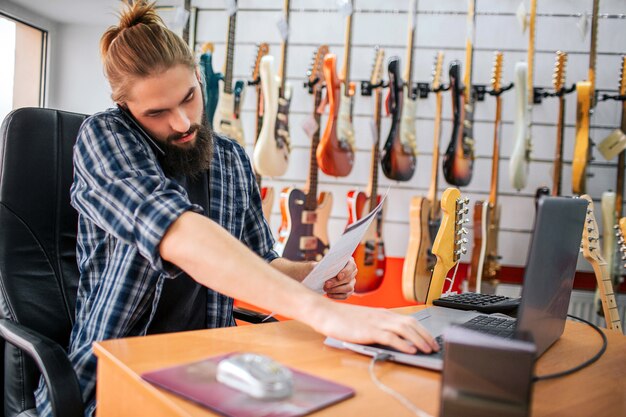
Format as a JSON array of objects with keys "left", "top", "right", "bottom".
[{"left": 216, "top": 353, "right": 294, "bottom": 400}]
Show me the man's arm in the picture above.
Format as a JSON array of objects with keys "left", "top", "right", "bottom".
[
  {"left": 270, "top": 257, "right": 357, "bottom": 300},
  {"left": 160, "top": 211, "right": 439, "bottom": 354}
]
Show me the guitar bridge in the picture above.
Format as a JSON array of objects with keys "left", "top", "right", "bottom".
[{"left": 299, "top": 236, "right": 318, "bottom": 251}]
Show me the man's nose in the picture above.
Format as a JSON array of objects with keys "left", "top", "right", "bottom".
[{"left": 170, "top": 108, "right": 191, "bottom": 133}]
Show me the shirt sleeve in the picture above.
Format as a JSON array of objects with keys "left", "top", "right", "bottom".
[
  {"left": 231, "top": 143, "right": 279, "bottom": 263},
  {"left": 70, "top": 112, "right": 204, "bottom": 275}
]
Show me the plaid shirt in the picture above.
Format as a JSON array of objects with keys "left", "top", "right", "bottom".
[{"left": 35, "top": 108, "right": 277, "bottom": 416}]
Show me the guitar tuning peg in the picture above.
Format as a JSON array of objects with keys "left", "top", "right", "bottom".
[
  {"left": 464, "top": 197, "right": 470, "bottom": 205},
  {"left": 464, "top": 218, "right": 470, "bottom": 224},
  {"left": 457, "top": 227, "right": 468, "bottom": 235},
  {"left": 461, "top": 238, "right": 468, "bottom": 244},
  {"left": 463, "top": 207, "right": 469, "bottom": 214}
]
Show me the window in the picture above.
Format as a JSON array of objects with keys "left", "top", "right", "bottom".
[{"left": 0, "top": 13, "right": 47, "bottom": 123}]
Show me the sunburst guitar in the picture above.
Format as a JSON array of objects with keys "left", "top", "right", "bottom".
[
  {"left": 580, "top": 195, "right": 622, "bottom": 332},
  {"left": 347, "top": 48, "right": 386, "bottom": 294}
]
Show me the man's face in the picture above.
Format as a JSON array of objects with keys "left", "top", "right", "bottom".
[{"left": 124, "top": 64, "right": 213, "bottom": 177}]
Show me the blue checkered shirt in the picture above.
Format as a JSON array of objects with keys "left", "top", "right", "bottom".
[{"left": 35, "top": 108, "right": 277, "bottom": 416}]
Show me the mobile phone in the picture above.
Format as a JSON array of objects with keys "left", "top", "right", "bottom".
[{"left": 117, "top": 105, "right": 165, "bottom": 155}]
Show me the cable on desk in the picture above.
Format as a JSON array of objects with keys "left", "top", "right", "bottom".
[
  {"left": 532, "top": 314, "right": 608, "bottom": 382},
  {"left": 368, "top": 353, "right": 434, "bottom": 417}
]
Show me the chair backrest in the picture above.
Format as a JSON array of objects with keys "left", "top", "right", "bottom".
[{"left": 0, "top": 108, "right": 87, "bottom": 416}]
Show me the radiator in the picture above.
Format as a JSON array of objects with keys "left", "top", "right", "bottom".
[{"left": 497, "top": 285, "right": 626, "bottom": 335}]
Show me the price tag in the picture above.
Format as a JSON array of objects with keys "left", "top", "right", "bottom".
[
  {"left": 224, "top": 0, "right": 237, "bottom": 16},
  {"left": 516, "top": 1, "right": 527, "bottom": 33},
  {"left": 301, "top": 115, "right": 319, "bottom": 139},
  {"left": 276, "top": 17, "right": 289, "bottom": 41},
  {"left": 336, "top": 0, "right": 353, "bottom": 19},
  {"left": 597, "top": 129, "right": 626, "bottom": 161},
  {"left": 577, "top": 13, "right": 589, "bottom": 41},
  {"left": 172, "top": 6, "right": 190, "bottom": 30}
]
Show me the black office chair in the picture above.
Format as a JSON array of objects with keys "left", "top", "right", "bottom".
[{"left": 0, "top": 107, "right": 274, "bottom": 417}]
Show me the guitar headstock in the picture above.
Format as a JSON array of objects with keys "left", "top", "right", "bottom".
[
  {"left": 251, "top": 43, "right": 269, "bottom": 83},
  {"left": 431, "top": 51, "right": 444, "bottom": 90},
  {"left": 369, "top": 47, "right": 385, "bottom": 86},
  {"left": 432, "top": 188, "right": 469, "bottom": 272},
  {"left": 619, "top": 55, "right": 626, "bottom": 96},
  {"left": 580, "top": 195, "right": 604, "bottom": 264},
  {"left": 201, "top": 42, "right": 214, "bottom": 54},
  {"left": 490, "top": 51, "right": 503, "bottom": 92},
  {"left": 552, "top": 51, "right": 568, "bottom": 92},
  {"left": 306, "top": 44, "right": 329, "bottom": 92}
]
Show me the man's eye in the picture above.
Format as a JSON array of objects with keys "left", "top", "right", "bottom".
[
  {"left": 184, "top": 92, "right": 194, "bottom": 102},
  {"left": 147, "top": 111, "right": 163, "bottom": 117}
]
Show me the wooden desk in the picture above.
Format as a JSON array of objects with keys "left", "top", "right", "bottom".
[{"left": 93, "top": 306, "right": 626, "bottom": 417}]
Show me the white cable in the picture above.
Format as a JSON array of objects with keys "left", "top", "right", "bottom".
[{"left": 368, "top": 355, "right": 434, "bottom": 417}]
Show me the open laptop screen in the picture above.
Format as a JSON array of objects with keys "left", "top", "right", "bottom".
[{"left": 515, "top": 197, "right": 587, "bottom": 356}]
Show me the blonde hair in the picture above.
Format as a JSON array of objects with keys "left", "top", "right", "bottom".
[{"left": 100, "top": 1, "right": 195, "bottom": 103}]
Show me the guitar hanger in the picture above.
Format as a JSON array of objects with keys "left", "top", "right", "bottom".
[{"left": 534, "top": 84, "right": 576, "bottom": 103}]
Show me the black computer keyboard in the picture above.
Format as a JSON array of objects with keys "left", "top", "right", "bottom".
[
  {"left": 432, "top": 292, "right": 520, "bottom": 313},
  {"left": 459, "top": 315, "right": 516, "bottom": 339}
]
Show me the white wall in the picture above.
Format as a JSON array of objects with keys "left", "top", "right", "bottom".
[{"left": 192, "top": 0, "right": 626, "bottom": 272}]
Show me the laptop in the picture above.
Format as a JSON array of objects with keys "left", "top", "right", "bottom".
[{"left": 325, "top": 196, "right": 587, "bottom": 371}]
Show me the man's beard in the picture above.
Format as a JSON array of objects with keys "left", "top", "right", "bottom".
[{"left": 160, "top": 118, "right": 214, "bottom": 179}]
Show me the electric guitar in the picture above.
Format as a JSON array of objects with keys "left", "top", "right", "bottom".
[
  {"left": 213, "top": 2, "right": 246, "bottom": 146},
  {"left": 317, "top": 0, "right": 356, "bottom": 177},
  {"left": 580, "top": 195, "right": 622, "bottom": 332},
  {"left": 415, "top": 187, "right": 469, "bottom": 305},
  {"left": 468, "top": 52, "right": 504, "bottom": 294},
  {"left": 253, "top": 0, "right": 292, "bottom": 177},
  {"left": 199, "top": 42, "right": 222, "bottom": 128},
  {"left": 572, "top": 0, "right": 600, "bottom": 195},
  {"left": 381, "top": 0, "right": 418, "bottom": 181},
  {"left": 249, "top": 43, "right": 274, "bottom": 224},
  {"left": 347, "top": 48, "right": 386, "bottom": 294},
  {"left": 442, "top": 0, "right": 476, "bottom": 186},
  {"left": 551, "top": 51, "right": 568, "bottom": 197},
  {"left": 275, "top": 46, "right": 332, "bottom": 261},
  {"left": 402, "top": 52, "right": 445, "bottom": 303},
  {"left": 509, "top": 0, "right": 537, "bottom": 191}
]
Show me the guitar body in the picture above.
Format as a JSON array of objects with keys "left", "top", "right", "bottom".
[
  {"left": 442, "top": 61, "right": 474, "bottom": 186},
  {"left": 469, "top": 200, "right": 501, "bottom": 292},
  {"left": 253, "top": 55, "right": 291, "bottom": 177},
  {"left": 260, "top": 186, "right": 274, "bottom": 225},
  {"left": 199, "top": 50, "right": 222, "bottom": 127},
  {"left": 381, "top": 58, "right": 416, "bottom": 181},
  {"left": 573, "top": 81, "right": 591, "bottom": 195},
  {"left": 346, "top": 191, "right": 386, "bottom": 293},
  {"left": 510, "top": 62, "right": 530, "bottom": 191},
  {"left": 317, "top": 54, "right": 355, "bottom": 177},
  {"left": 275, "top": 188, "right": 332, "bottom": 261},
  {"left": 213, "top": 80, "right": 246, "bottom": 146},
  {"left": 402, "top": 196, "right": 440, "bottom": 303}
]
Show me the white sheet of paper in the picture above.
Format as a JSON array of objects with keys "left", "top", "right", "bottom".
[{"left": 301, "top": 190, "right": 388, "bottom": 293}]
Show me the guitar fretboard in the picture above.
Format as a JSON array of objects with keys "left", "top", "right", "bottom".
[
  {"left": 404, "top": 0, "right": 417, "bottom": 98},
  {"left": 223, "top": 10, "right": 237, "bottom": 94},
  {"left": 368, "top": 86, "right": 382, "bottom": 212},
  {"left": 304, "top": 88, "right": 323, "bottom": 211},
  {"left": 588, "top": 0, "right": 600, "bottom": 108},
  {"left": 279, "top": 0, "right": 291, "bottom": 96},
  {"left": 341, "top": 0, "right": 354, "bottom": 97},
  {"left": 463, "top": 0, "right": 476, "bottom": 103}
]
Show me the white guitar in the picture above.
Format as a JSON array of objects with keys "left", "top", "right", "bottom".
[
  {"left": 509, "top": 61, "right": 529, "bottom": 190},
  {"left": 252, "top": 0, "right": 292, "bottom": 177},
  {"left": 213, "top": 5, "right": 246, "bottom": 146}
]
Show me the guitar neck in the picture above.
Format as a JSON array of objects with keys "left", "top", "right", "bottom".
[
  {"left": 590, "top": 259, "right": 623, "bottom": 332},
  {"left": 304, "top": 89, "right": 323, "bottom": 210},
  {"left": 426, "top": 262, "right": 449, "bottom": 305},
  {"left": 404, "top": 1, "right": 417, "bottom": 93},
  {"left": 279, "top": 0, "right": 290, "bottom": 96},
  {"left": 254, "top": 84, "right": 263, "bottom": 189},
  {"left": 527, "top": 0, "right": 537, "bottom": 105},
  {"left": 427, "top": 91, "right": 443, "bottom": 218},
  {"left": 616, "top": 57, "right": 626, "bottom": 216},
  {"left": 367, "top": 87, "right": 383, "bottom": 212},
  {"left": 588, "top": 0, "right": 600, "bottom": 108},
  {"left": 341, "top": 3, "right": 353, "bottom": 96},
  {"left": 463, "top": 0, "right": 476, "bottom": 103},
  {"left": 223, "top": 12, "right": 237, "bottom": 93},
  {"left": 489, "top": 95, "right": 502, "bottom": 206},
  {"left": 552, "top": 96, "right": 566, "bottom": 196}
]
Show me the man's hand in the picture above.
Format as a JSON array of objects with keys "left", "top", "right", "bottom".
[{"left": 323, "top": 258, "right": 357, "bottom": 300}]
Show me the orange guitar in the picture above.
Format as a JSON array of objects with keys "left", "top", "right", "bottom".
[
  {"left": 411, "top": 187, "right": 469, "bottom": 305},
  {"left": 317, "top": 0, "right": 356, "bottom": 177},
  {"left": 580, "top": 195, "right": 622, "bottom": 332},
  {"left": 346, "top": 48, "right": 386, "bottom": 294},
  {"left": 468, "top": 52, "right": 504, "bottom": 293},
  {"left": 402, "top": 52, "right": 445, "bottom": 303},
  {"left": 275, "top": 46, "right": 332, "bottom": 261},
  {"left": 249, "top": 43, "right": 274, "bottom": 225}
]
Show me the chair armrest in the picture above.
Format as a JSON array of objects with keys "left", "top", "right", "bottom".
[
  {"left": 0, "top": 319, "right": 84, "bottom": 417},
  {"left": 232, "top": 306, "right": 278, "bottom": 324}
]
